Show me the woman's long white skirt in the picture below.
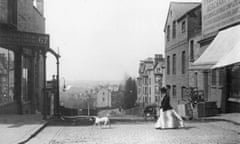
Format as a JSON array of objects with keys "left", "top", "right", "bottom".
[{"left": 155, "top": 108, "right": 184, "bottom": 129}]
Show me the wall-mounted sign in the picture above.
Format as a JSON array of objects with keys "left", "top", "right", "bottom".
[
  {"left": 0, "top": 0, "right": 8, "bottom": 24},
  {"left": 0, "top": 30, "right": 49, "bottom": 48},
  {"left": 202, "top": 0, "right": 240, "bottom": 37}
]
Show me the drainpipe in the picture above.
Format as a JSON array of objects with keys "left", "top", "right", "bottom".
[{"left": 43, "top": 52, "right": 47, "bottom": 119}]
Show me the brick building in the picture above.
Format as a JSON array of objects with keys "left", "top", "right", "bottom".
[
  {"left": 192, "top": 0, "right": 240, "bottom": 113},
  {"left": 164, "top": 2, "right": 201, "bottom": 109},
  {"left": 137, "top": 54, "right": 164, "bottom": 106},
  {"left": 165, "top": 0, "right": 240, "bottom": 113},
  {"left": 0, "top": 0, "right": 56, "bottom": 115}
]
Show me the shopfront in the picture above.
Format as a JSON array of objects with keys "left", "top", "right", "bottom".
[
  {"left": 192, "top": 25, "right": 240, "bottom": 113},
  {"left": 0, "top": 29, "right": 49, "bottom": 114},
  {"left": 226, "top": 64, "right": 240, "bottom": 112}
]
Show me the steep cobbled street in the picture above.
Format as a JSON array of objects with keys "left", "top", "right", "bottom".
[{"left": 27, "top": 121, "right": 240, "bottom": 144}]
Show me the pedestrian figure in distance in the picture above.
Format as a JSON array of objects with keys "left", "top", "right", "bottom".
[{"left": 155, "top": 87, "right": 184, "bottom": 129}]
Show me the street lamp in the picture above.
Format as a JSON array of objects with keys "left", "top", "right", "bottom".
[{"left": 62, "top": 77, "right": 66, "bottom": 92}]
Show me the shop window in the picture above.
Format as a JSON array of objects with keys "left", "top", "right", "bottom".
[{"left": 0, "top": 47, "right": 14, "bottom": 105}]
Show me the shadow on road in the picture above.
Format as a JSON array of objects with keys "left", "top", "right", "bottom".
[{"left": 189, "top": 118, "right": 240, "bottom": 126}]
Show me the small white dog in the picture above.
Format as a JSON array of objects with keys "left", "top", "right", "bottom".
[{"left": 91, "top": 115, "right": 111, "bottom": 127}]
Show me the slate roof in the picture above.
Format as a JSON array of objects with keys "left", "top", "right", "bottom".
[{"left": 164, "top": 2, "right": 200, "bottom": 32}]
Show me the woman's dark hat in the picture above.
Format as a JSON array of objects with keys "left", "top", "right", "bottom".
[{"left": 161, "top": 87, "right": 167, "bottom": 93}]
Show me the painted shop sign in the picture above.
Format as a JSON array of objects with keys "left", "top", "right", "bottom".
[
  {"left": 0, "top": 0, "right": 8, "bottom": 24},
  {"left": 0, "top": 31, "right": 49, "bottom": 48},
  {"left": 202, "top": 0, "right": 240, "bottom": 37}
]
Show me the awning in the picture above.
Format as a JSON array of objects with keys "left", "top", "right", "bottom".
[{"left": 192, "top": 25, "right": 240, "bottom": 69}]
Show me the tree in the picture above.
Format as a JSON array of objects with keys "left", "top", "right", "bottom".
[{"left": 122, "top": 77, "right": 137, "bottom": 109}]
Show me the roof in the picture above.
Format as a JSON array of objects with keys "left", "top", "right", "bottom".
[
  {"left": 164, "top": 2, "right": 200, "bottom": 32},
  {"left": 192, "top": 25, "right": 240, "bottom": 69}
]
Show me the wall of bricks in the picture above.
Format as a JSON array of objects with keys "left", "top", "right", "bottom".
[
  {"left": 165, "top": 5, "right": 202, "bottom": 109},
  {"left": 17, "top": 0, "right": 45, "bottom": 33}
]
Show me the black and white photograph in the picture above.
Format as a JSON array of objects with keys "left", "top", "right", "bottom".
[{"left": 0, "top": 0, "right": 240, "bottom": 143}]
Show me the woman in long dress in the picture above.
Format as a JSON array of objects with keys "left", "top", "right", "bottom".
[{"left": 155, "top": 87, "right": 184, "bottom": 129}]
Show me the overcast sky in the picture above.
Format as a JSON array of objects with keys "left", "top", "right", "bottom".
[{"left": 44, "top": 0, "right": 200, "bottom": 81}]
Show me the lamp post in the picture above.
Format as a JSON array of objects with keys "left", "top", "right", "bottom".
[{"left": 55, "top": 57, "right": 60, "bottom": 117}]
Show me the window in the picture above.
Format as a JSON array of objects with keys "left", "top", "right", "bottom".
[
  {"left": 167, "top": 85, "right": 171, "bottom": 97},
  {"left": 190, "top": 40, "right": 194, "bottom": 62},
  {"left": 155, "top": 76, "right": 161, "bottom": 83},
  {"left": 182, "top": 51, "right": 186, "bottom": 74},
  {"left": 155, "top": 86, "right": 160, "bottom": 94},
  {"left": 145, "top": 87, "right": 148, "bottom": 95},
  {"left": 8, "top": 0, "right": 17, "bottom": 27},
  {"left": 195, "top": 72, "right": 198, "bottom": 87},
  {"left": 102, "top": 97, "right": 105, "bottom": 102},
  {"left": 212, "top": 70, "right": 217, "bottom": 85},
  {"left": 167, "top": 25, "right": 170, "bottom": 41},
  {"left": 155, "top": 96, "right": 158, "bottom": 102},
  {"left": 173, "top": 54, "right": 176, "bottom": 74},
  {"left": 172, "top": 85, "right": 176, "bottom": 97},
  {"left": 167, "top": 56, "right": 170, "bottom": 74},
  {"left": 182, "top": 21, "right": 186, "bottom": 33},
  {"left": 22, "top": 54, "right": 33, "bottom": 102},
  {"left": 172, "top": 21, "right": 176, "bottom": 39},
  {"left": 149, "top": 87, "right": 151, "bottom": 95},
  {"left": 181, "top": 86, "right": 186, "bottom": 99},
  {"left": 0, "top": 47, "right": 15, "bottom": 105}
]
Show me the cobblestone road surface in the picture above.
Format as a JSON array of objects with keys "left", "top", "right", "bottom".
[{"left": 27, "top": 121, "right": 240, "bottom": 144}]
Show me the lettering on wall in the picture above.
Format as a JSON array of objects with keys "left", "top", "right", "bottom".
[{"left": 202, "top": 0, "right": 240, "bottom": 37}]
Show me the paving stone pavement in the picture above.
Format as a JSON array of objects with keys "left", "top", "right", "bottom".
[
  {"left": 27, "top": 120, "right": 240, "bottom": 144},
  {"left": 0, "top": 114, "right": 47, "bottom": 144}
]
